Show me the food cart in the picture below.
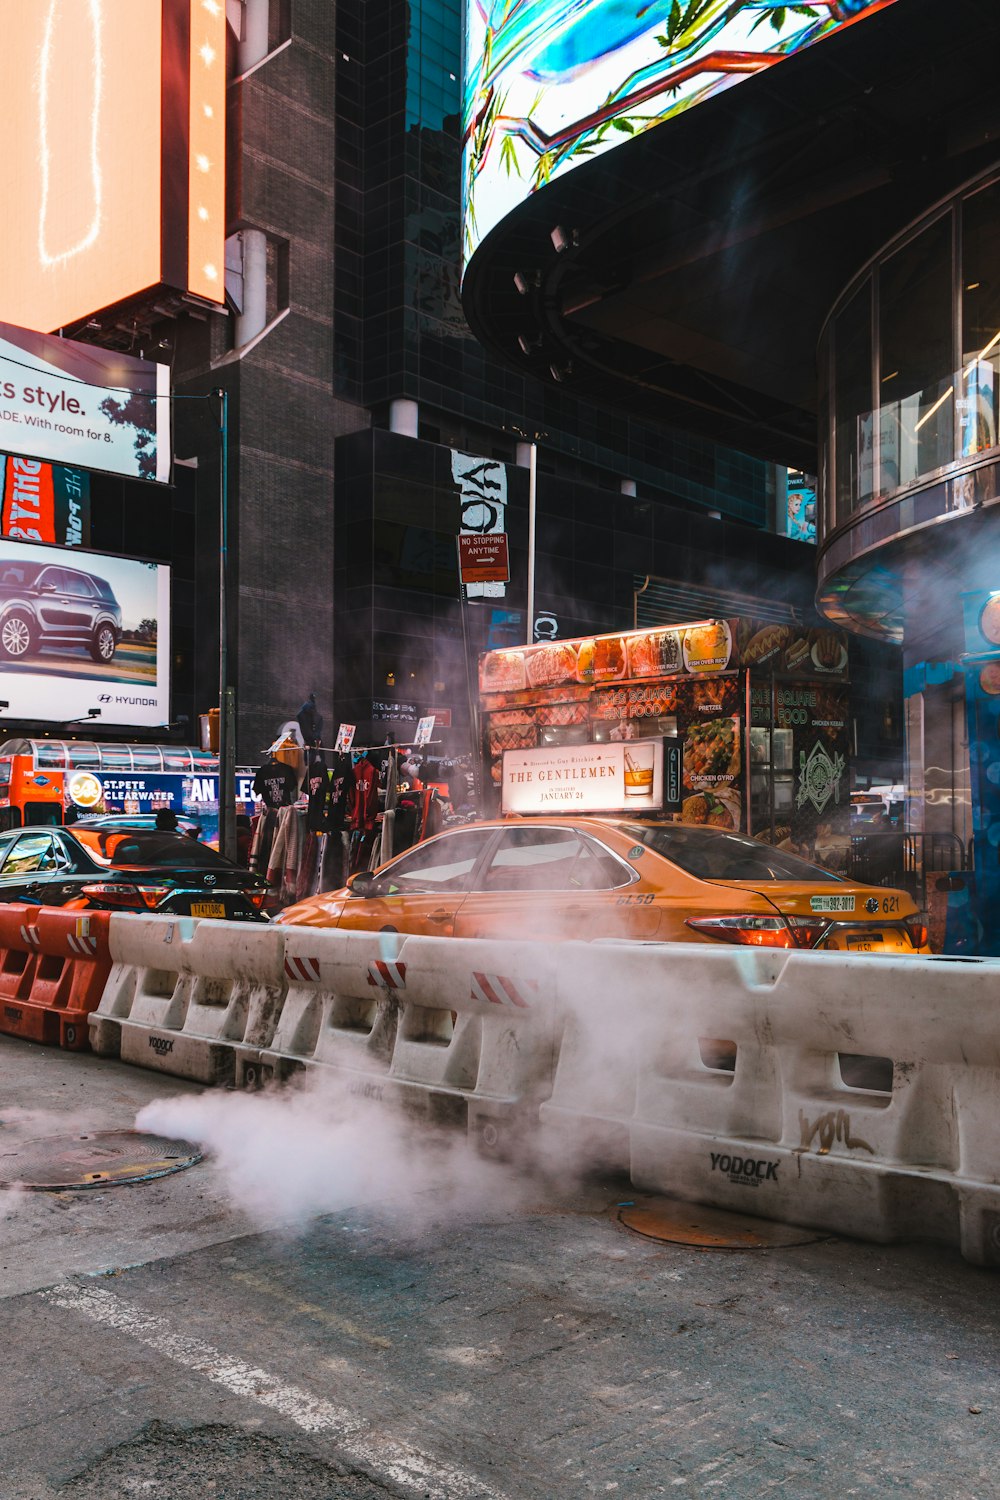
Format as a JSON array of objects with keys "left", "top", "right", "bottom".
[{"left": 478, "top": 619, "right": 851, "bottom": 862}]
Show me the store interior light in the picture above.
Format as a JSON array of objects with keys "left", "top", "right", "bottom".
[{"left": 914, "top": 386, "right": 954, "bottom": 432}]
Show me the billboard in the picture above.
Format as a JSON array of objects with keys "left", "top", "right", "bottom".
[
  {"left": 0, "top": 323, "right": 169, "bottom": 484},
  {"left": 1, "top": 457, "right": 90, "bottom": 547},
  {"left": 463, "top": 0, "right": 898, "bottom": 263},
  {"left": 0, "top": 0, "right": 226, "bottom": 332},
  {"left": 500, "top": 741, "right": 666, "bottom": 814},
  {"left": 0, "top": 539, "right": 170, "bottom": 729}
]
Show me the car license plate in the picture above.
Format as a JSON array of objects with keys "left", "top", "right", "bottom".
[
  {"left": 191, "top": 901, "right": 226, "bottom": 918},
  {"left": 847, "top": 933, "right": 883, "bottom": 951}
]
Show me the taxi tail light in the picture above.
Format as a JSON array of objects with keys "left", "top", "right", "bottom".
[
  {"left": 249, "top": 889, "right": 267, "bottom": 909},
  {"left": 685, "top": 915, "right": 795, "bottom": 948},
  {"left": 783, "top": 916, "right": 832, "bottom": 948},
  {"left": 906, "top": 920, "right": 929, "bottom": 949},
  {"left": 80, "top": 882, "right": 171, "bottom": 910}
]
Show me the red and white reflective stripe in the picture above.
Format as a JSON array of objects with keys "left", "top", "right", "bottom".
[
  {"left": 367, "top": 960, "right": 407, "bottom": 990},
  {"left": 67, "top": 935, "right": 99, "bottom": 956},
  {"left": 284, "top": 956, "right": 321, "bottom": 983},
  {"left": 19, "top": 925, "right": 40, "bottom": 948},
  {"left": 471, "top": 972, "right": 534, "bottom": 1009}
]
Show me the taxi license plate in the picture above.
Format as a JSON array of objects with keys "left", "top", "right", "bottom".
[
  {"left": 191, "top": 901, "right": 226, "bottom": 918},
  {"left": 847, "top": 933, "right": 882, "bottom": 951}
]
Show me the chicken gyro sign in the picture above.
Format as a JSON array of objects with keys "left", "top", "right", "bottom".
[
  {"left": 501, "top": 741, "right": 672, "bottom": 815},
  {"left": 0, "top": 322, "right": 169, "bottom": 484}
]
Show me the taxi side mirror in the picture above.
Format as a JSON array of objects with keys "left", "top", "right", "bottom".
[{"left": 347, "top": 870, "right": 376, "bottom": 896}]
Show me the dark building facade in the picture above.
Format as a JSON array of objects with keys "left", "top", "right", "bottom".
[{"left": 22, "top": 0, "right": 827, "bottom": 781}]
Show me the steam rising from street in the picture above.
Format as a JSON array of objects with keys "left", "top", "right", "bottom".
[{"left": 136, "top": 1078, "right": 537, "bottom": 1231}]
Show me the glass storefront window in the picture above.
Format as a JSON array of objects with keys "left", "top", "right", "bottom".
[
  {"left": 878, "top": 214, "right": 954, "bottom": 494},
  {"left": 833, "top": 281, "right": 873, "bottom": 515},
  {"left": 961, "top": 180, "right": 1000, "bottom": 458}
]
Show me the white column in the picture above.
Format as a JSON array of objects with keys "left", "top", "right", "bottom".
[
  {"left": 238, "top": 0, "right": 270, "bottom": 73},
  {"left": 389, "top": 399, "right": 420, "bottom": 437},
  {"left": 234, "top": 229, "right": 268, "bottom": 347},
  {"left": 515, "top": 442, "right": 533, "bottom": 467}
]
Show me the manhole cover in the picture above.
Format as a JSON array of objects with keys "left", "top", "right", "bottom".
[
  {"left": 618, "top": 1196, "right": 823, "bottom": 1250},
  {"left": 0, "top": 1130, "right": 203, "bottom": 1191}
]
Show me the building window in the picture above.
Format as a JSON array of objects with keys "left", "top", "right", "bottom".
[
  {"left": 833, "top": 279, "right": 872, "bottom": 516},
  {"left": 877, "top": 213, "right": 954, "bottom": 495},
  {"left": 961, "top": 180, "right": 1000, "bottom": 458}
]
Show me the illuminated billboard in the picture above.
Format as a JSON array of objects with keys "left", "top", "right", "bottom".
[
  {"left": 0, "top": 0, "right": 226, "bottom": 333},
  {"left": 463, "top": 0, "right": 899, "bottom": 263},
  {"left": 0, "top": 322, "right": 169, "bottom": 484},
  {"left": 0, "top": 539, "right": 170, "bottom": 729}
]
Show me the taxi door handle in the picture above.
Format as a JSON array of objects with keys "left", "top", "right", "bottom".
[{"left": 427, "top": 908, "right": 452, "bottom": 924}]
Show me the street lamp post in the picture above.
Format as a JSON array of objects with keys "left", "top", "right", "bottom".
[
  {"left": 216, "top": 386, "right": 237, "bottom": 863},
  {"left": 506, "top": 425, "right": 546, "bottom": 642}
]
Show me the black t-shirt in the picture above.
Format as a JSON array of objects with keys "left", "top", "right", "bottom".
[
  {"left": 306, "top": 751, "right": 330, "bottom": 832},
  {"left": 326, "top": 753, "right": 353, "bottom": 832},
  {"left": 253, "top": 758, "right": 298, "bottom": 810}
]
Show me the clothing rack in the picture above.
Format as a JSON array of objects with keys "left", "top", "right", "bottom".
[{"left": 257, "top": 740, "right": 444, "bottom": 757}]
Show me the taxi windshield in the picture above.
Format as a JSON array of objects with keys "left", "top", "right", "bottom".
[
  {"left": 620, "top": 824, "right": 844, "bottom": 883},
  {"left": 70, "top": 830, "right": 232, "bottom": 869}
]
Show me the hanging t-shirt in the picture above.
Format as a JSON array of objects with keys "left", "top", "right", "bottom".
[
  {"left": 348, "top": 758, "right": 379, "bottom": 832},
  {"left": 305, "top": 750, "right": 330, "bottom": 833},
  {"left": 253, "top": 757, "right": 299, "bottom": 810},
  {"left": 326, "top": 753, "right": 353, "bottom": 832}
]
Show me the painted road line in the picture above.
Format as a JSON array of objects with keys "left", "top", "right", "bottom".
[{"left": 39, "top": 1282, "right": 509, "bottom": 1500}]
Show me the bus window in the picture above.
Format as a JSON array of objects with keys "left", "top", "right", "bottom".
[{"left": 23, "top": 802, "right": 61, "bottom": 827}]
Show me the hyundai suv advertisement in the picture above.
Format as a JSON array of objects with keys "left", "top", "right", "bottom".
[{"left": 0, "top": 539, "right": 169, "bottom": 728}]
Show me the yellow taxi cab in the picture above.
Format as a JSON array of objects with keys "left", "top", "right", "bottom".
[{"left": 276, "top": 818, "right": 931, "bottom": 954}]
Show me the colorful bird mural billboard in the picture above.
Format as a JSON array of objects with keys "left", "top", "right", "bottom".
[{"left": 462, "top": 0, "right": 898, "bottom": 265}]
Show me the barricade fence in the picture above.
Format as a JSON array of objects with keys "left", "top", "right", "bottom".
[
  {"left": 78, "top": 911, "right": 1000, "bottom": 1266},
  {"left": 0, "top": 903, "right": 111, "bottom": 1049}
]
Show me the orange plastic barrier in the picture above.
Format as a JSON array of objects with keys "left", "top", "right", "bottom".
[{"left": 0, "top": 905, "right": 111, "bottom": 1050}]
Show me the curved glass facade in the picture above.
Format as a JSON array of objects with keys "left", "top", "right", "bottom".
[{"left": 820, "top": 173, "right": 1000, "bottom": 544}]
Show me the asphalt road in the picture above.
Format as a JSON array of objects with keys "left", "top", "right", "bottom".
[{"left": 2, "top": 1035, "right": 999, "bottom": 1500}]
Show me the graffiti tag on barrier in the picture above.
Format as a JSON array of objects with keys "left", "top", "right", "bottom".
[{"left": 798, "top": 1108, "right": 874, "bottom": 1156}]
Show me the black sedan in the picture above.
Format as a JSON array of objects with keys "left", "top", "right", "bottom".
[{"left": 0, "top": 823, "right": 268, "bottom": 920}]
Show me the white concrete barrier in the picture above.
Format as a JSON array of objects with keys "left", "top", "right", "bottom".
[
  {"left": 264, "top": 926, "right": 560, "bottom": 1147},
  {"left": 86, "top": 915, "right": 1000, "bottom": 1263},
  {"left": 90, "top": 916, "right": 287, "bottom": 1085},
  {"left": 538, "top": 943, "right": 1000, "bottom": 1266}
]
